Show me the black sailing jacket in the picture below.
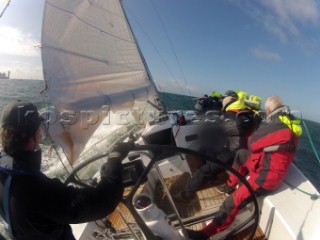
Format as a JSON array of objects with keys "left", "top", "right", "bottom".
[{"left": 0, "top": 150, "right": 124, "bottom": 239}]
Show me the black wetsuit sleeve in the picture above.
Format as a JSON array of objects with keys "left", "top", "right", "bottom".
[{"left": 20, "top": 175, "right": 124, "bottom": 225}]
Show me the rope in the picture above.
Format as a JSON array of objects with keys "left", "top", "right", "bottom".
[
  {"left": 40, "top": 87, "right": 71, "bottom": 174},
  {"left": 302, "top": 119, "right": 320, "bottom": 165},
  {"left": 0, "top": 0, "right": 11, "bottom": 18},
  {"left": 173, "top": 124, "right": 180, "bottom": 139},
  {"left": 283, "top": 119, "right": 320, "bottom": 200},
  {"left": 123, "top": 3, "right": 189, "bottom": 96},
  {"left": 150, "top": 0, "right": 191, "bottom": 97},
  {"left": 283, "top": 180, "right": 320, "bottom": 200}
]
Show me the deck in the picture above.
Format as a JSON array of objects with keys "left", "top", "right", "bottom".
[
  {"left": 107, "top": 155, "right": 266, "bottom": 240},
  {"left": 155, "top": 172, "right": 265, "bottom": 240}
]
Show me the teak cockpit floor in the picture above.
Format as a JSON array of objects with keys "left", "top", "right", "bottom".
[{"left": 107, "top": 170, "right": 265, "bottom": 240}]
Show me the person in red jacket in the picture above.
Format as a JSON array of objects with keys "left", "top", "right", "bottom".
[{"left": 186, "top": 95, "right": 302, "bottom": 239}]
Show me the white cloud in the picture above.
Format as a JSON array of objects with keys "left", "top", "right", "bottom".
[
  {"left": 262, "top": 0, "right": 319, "bottom": 24},
  {"left": 251, "top": 46, "right": 281, "bottom": 61},
  {"left": 261, "top": 0, "right": 319, "bottom": 40},
  {"left": 233, "top": 0, "right": 320, "bottom": 42},
  {"left": 0, "top": 24, "right": 42, "bottom": 79},
  {"left": 0, "top": 24, "right": 40, "bottom": 57}
]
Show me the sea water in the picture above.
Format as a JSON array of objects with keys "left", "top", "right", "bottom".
[{"left": 0, "top": 79, "right": 320, "bottom": 192}]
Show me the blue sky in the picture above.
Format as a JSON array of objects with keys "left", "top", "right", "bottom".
[{"left": 0, "top": 0, "right": 320, "bottom": 122}]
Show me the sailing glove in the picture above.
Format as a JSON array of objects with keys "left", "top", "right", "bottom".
[
  {"left": 100, "top": 160, "right": 122, "bottom": 183},
  {"left": 100, "top": 142, "right": 134, "bottom": 182},
  {"left": 108, "top": 142, "right": 134, "bottom": 161}
]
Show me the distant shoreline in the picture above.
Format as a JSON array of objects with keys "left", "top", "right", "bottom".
[{"left": 0, "top": 78, "right": 44, "bottom": 81}]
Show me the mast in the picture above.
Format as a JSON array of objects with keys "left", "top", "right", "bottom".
[{"left": 120, "top": 0, "right": 164, "bottom": 112}]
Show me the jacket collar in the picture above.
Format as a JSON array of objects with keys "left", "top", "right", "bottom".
[
  {"left": 12, "top": 149, "right": 42, "bottom": 172},
  {"left": 267, "top": 106, "right": 290, "bottom": 120}
]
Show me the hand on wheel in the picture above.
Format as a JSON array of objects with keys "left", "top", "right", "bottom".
[{"left": 108, "top": 142, "right": 134, "bottom": 161}]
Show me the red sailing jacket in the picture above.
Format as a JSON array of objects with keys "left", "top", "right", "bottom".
[{"left": 245, "top": 111, "right": 300, "bottom": 190}]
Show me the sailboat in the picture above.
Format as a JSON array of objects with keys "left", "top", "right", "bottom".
[{"left": 40, "top": 0, "right": 320, "bottom": 239}]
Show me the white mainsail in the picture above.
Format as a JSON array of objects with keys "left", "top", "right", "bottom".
[{"left": 41, "top": 0, "right": 160, "bottom": 164}]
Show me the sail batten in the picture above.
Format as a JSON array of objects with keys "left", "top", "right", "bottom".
[{"left": 41, "top": 0, "right": 159, "bottom": 164}]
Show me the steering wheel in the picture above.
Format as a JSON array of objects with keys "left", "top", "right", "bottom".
[
  {"left": 64, "top": 151, "right": 109, "bottom": 188},
  {"left": 64, "top": 144, "right": 259, "bottom": 240}
]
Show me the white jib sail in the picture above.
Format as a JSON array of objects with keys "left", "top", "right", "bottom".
[{"left": 41, "top": 0, "right": 159, "bottom": 164}]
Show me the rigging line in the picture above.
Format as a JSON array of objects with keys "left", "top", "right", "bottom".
[
  {"left": 0, "top": 0, "right": 11, "bottom": 18},
  {"left": 302, "top": 119, "right": 320, "bottom": 165},
  {"left": 283, "top": 180, "right": 320, "bottom": 200},
  {"left": 123, "top": 4, "right": 187, "bottom": 95},
  {"left": 41, "top": 91, "right": 71, "bottom": 175},
  {"left": 150, "top": 0, "right": 191, "bottom": 97}
]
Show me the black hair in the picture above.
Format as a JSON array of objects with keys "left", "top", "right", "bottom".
[{"left": 0, "top": 123, "right": 40, "bottom": 156}]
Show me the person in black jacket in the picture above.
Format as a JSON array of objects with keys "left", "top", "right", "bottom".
[
  {"left": 174, "top": 91, "right": 260, "bottom": 202},
  {"left": 194, "top": 91, "right": 223, "bottom": 114},
  {"left": 0, "top": 100, "right": 127, "bottom": 240}
]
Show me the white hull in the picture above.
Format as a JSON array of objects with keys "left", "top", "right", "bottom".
[
  {"left": 71, "top": 112, "right": 320, "bottom": 240},
  {"left": 259, "top": 163, "right": 320, "bottom": 240}
]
